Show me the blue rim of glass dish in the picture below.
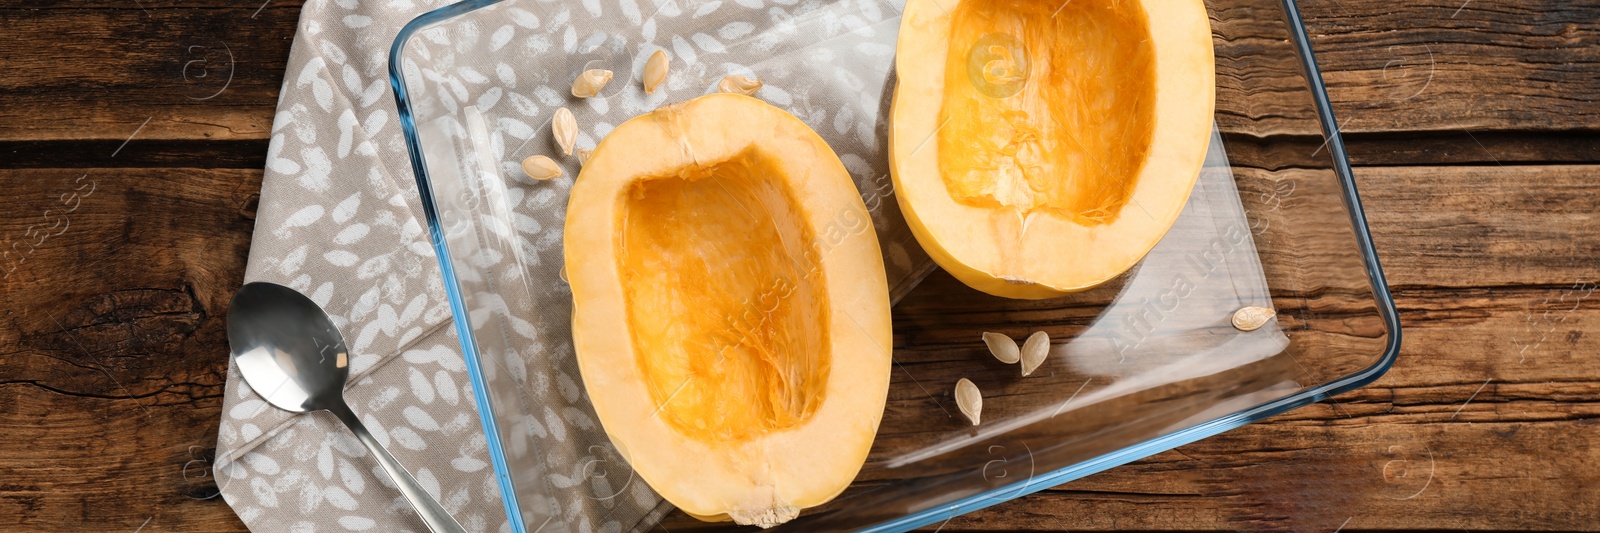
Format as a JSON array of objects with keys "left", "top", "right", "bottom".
[{"left": 386, "top": 0, "right": 1402, "bottom": 529}]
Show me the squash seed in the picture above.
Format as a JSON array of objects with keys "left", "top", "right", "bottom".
[
  {"left": 559, "top": 265, "right": 568, "bottom": 283},
  {"left": 571, "top": 69, "right": 613, "bottom": 98},
  {"left": 1232, "top": 306, "right": 1276, "bottom": 332},
  {"left": 955, "top": 378, "right": 982, "bottom": 426},
  {"left": 552, "top": 107, "right": 577, "bottom": 156},
  {"left": 643, "top": 50, "right": 669, "bottom": 94},
  {"left": 718, "top": 74, "right": 763, "bottom": 95},
  {"left": 1020, "top": 331, "right": 1049, "bottom": 376},
  {"left": 981, "top": 332, "right": 1020, "bottom": 364},
  {"left": 577, "top": 148, "right": 593, "bottom": 165},
  {"left": 521, "top": 155, "right": 563, "bottom": 181}
]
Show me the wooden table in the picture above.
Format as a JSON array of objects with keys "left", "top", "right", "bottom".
[{"left": 2, "top": 0, "right": 1596, "bottom": 530}]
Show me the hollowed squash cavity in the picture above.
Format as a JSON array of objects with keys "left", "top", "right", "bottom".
[
  {"left": 938, "top": 0, "right": 1156, "bottom": 225},
  {"left": 617, "top": 148, "right": 830, "bottom": 443}
]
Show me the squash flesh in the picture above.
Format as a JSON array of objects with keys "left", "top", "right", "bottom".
[
  {"left": 618, "top": 149, "right": 830, "bottom": 444},
  {"left": 937, "top": 0, "right": 1156, "bottom": 226}
]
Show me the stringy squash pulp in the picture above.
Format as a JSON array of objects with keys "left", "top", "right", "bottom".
[
  {"left": 564, "top": 94, "right": 892, "bottom": 527},
  {"left": 891, "top": 0, "right": 1216, "bottom": 298}
]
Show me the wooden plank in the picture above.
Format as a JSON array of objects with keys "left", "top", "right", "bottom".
[
  {"left": 1, "top": 0, "right": 1596, "bottom": 152},
  {"left": 1, "top": 391, "right": 249, "bottom": 531},
  {"left": 941, "top": 419, "right": 1600, "bottom": 531},
  {"left": 1357, "top": 164, "right": 1600, "bottom": 289},
  {"left": 0, "top": 3, "right": 300, "bottom": 143},
  {"left": 0, "top": 167, "right": 256, "bottom": 531},
  {"left": 1298, "top": 0, "right": 1600, "bottom": 135}
]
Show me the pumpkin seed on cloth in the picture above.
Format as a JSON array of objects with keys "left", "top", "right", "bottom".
[{"left": 572, "top": 69, "right": 613, "bottom": 98}]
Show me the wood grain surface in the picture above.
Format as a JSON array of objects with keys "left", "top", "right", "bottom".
[{"left": 2, "top": 0, "right": 1597, "bottom": 530}]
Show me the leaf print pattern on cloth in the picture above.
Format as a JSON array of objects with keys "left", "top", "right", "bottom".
[
  {"left": 222, "top": 0, "right": 933, "bottom": 531},
  {"left": 400, "top": 0, "right": 928, "bottom": 296}
]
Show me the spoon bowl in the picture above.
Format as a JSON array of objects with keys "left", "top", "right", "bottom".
[
  {"left": 227, "top": 281, "right": 465, "bottom": 533},
  {"left": 226, "top": 282, "right": 349, "bottom": 412}
]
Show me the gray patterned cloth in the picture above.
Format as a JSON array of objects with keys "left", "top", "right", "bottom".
[{"left": 215, "top": 0, "right": 930, "bottom": 531}]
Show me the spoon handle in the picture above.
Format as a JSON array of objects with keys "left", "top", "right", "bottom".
[{"left": 329, "top": 401, "right": 469, "bottom": 533}]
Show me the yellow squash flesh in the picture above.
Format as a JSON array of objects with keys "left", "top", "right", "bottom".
[
  {"left": 564, "top": 93, "right": 892, "bottom": 527},
  {"left": 890, "top": 0, "right": 1216, "bottom": 298}
]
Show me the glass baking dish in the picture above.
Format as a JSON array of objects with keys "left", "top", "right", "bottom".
[{"left": 388, "top": 0, "right": 1399, "bottom": 530}]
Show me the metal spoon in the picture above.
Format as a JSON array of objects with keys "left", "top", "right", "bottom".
[{"left": 227, "top": 281, "right": 467, "bottom": 533}]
